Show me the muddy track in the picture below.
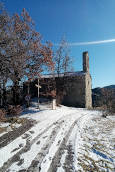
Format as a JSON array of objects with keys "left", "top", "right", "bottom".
[
  {"left": 0, "top": 123, "right": 59, "bottom": 171},
  {"left": 47, "top": 119, "right": 78, "bottom": 172},
  {"left": 64, "top": 143, "right": 75, "bottom": 172},
  {"left": 47, "top": 114, "right": 87, "bottom": 172},
  {"left": 31, "top": 112, "right": 81, "bottom": 172},
  {"left": 0, "top": 119, "right": 36, "bottom": 149},
  {"left": 0, "top": 113, "right": 72, "bottom": 172},
  {"left": 26, "top": 121, "right": 64, "bottom": 172},
  {"left": 0, "top": 110, "right": 89, "bottom": 172}
]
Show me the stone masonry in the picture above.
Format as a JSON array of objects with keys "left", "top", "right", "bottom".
[
  {"left": 31, "top": 51, "right": 92, "bottom": 108},
  {"left": 56, "top": 51, "right": 92, "bottom": 108}
]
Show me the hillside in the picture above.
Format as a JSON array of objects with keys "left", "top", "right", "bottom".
[
  {"left": 104, "top": 85, "right": 115, "bottom": 89},
  {"left": 92, "top": 85, "right": 115, "bottom": 110}
]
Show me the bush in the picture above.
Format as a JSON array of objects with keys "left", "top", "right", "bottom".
[
  {"left": 109, "top": 101, "right": 115, "bottom": 114},
  {"left": 7, "top": 105, "right": 22, "bottom": 116},
  {"left": 102, "top": 101, "right": 115, "bottom": 117},
  {"left": 0, "top": 109, "right": 6, "bottom": 120}
]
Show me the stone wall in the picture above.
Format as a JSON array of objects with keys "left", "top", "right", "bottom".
[
  {"left": 61, "top": 73, "right": 92, "bottom": 108},
  {"left": 29, "top": 72, "right": 92, "bottom": 108},
  {"left": 62, "top": 75, "right": 86, "bottom": 107},
  {"left": 29, "top": 74, "right": 92, "bottom": 108},
  {"left": 84, "top": 73, "right": 92, "bottom": 108},
  {"left": 36, "top": 73, "right": 92, "bottom": 108},
  {"left": 28, "top": 51, "right": 92, "bottom": 108}
]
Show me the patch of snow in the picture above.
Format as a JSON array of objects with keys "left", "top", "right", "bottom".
[
  {"left": 0, "top": 122, "right": 10, "bottom": 128},
  {"left": 12, "top": 123, "right": 22, "bottom": 128},
  {"left": 8, "top": 125, "right": 55, "bottom": 171},
  {"left": 0, "top": 137, "right": 26, "bottom": 168},
  {"left": 57, "top": 150, "right": 67, "bottom": 172}
]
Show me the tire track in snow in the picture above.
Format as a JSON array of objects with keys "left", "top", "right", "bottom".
[
  {"left": 7, "top": 121, "right": 64, "bottom": 172},
  {"left": 0, "top": 122, "right": 61, "bottom": 171},
  {"left": 62, "top": 114, "right": 89, "bottom": 172},
  {"left": 0, "top": 119, "right": 35, "bottom": 148},
  {"left": 37, "top": 113, "right": 83, "bottom": 172},
  {"left": 47, "top": 120, "right": 78, "bottom": 172},
  {"left": 26, "top": 120, "right": 64, "bottom": 172},
  {"left": 48, "top": 114, "right": 89, "bottom": 172},
  {"left": 0, "top": 112, "right": 74, "bottom": 172},
  {"left": 15, "top": 113, "right": 77, "bottom": 172}
]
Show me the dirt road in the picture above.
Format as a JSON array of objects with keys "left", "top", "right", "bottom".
[{"left": 0, "top": 105, "right": 114, "bottom": 172}]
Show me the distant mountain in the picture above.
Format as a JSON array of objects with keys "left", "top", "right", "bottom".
[
  {"left": 92, "top": 85, "right": 115, "bottom": 108},
  {"left": 103, "top": 85, "right": 115, "bottom": 89},
  {"left": 93, "top": 85, "right": 115, "bottom": 90}
]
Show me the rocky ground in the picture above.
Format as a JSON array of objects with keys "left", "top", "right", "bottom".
[{"left": 0, "top": 101, "right": 115, "bottom": 172}]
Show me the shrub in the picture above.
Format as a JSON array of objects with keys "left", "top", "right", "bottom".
[
  {"left": 7, "top": 105, "right": 22, "bottom": 116},
  {"left": 109, "top": 101, "right": 115, "bottom": 114},
  {"left": 0, "top": 109, "right": 6, "bottom": 120}
]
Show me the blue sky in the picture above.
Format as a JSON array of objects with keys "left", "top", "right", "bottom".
[{"left": 1, "top": 0, "right": 115, "bottom": 88}]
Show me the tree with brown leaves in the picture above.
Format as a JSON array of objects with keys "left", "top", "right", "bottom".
[
  {"left": 0, "top": 5, "right": 54, "bottom": 105},
  {"left": 0, "top": 4, "right": 11, "bottom": 106}
]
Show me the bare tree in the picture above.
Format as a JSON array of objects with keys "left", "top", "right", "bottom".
[
  {"left": 54, "top": 37, "right": 74, "bottom": 76},
  {"left": 53, "top": 37, "right": 74, "bottom": 105}
]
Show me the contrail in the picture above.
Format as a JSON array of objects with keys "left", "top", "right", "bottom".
[{"left": 54, "top": 38, "right": 115, "bottom": 46}]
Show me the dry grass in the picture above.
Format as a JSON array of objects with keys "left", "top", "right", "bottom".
[
  {"left": 77, "top": 116, "right": 115, "bottom": 172},
  {"left": 0, "top": 127, "right": 7, "bottom": 134}
]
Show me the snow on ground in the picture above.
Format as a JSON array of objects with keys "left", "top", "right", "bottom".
[
  {"left": 0, "top": 101, "right": 115, "bottom": 172},
  {"left": 0, "top": 122, "right": 10, "bottom": 137},
  {"left": 75, "top": 113, "right": 115, "bottom": 171},
  {"left": 0, "top": 121, "right": 22, "bottom": 137}
]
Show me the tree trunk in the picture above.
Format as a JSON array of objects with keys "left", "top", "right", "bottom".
[
  {"left": 0, "top": 82, "right": 3, "bottom": 107},
  {"left": 27, "top": 82, "right": 30, "bottom": 94},
  {"left": 3, "top": 80, "right": 6, "bottom": 106},
  {"left": 12, "top": 80, "right": 20, "bottom": 105}
]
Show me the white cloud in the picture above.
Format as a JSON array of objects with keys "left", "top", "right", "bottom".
[{"left": 54, "top": 39, "right": 115, "bottom": 46}]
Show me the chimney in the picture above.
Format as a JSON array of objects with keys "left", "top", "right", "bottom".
[{"left": 83, "top": 51, "right": 89, "bottom": 73}]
